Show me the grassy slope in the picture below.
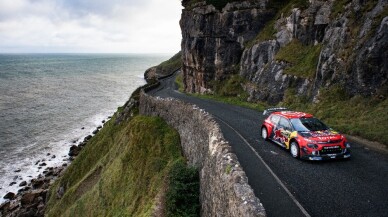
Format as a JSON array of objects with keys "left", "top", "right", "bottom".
[
  {"left": 45, "top": 114, "right": 197, "bottom": 216},
  {"left": 153, "top": 51, "right": 182, "bottom": 76},
  {"left": 275, "top": 40, "right": 322, "bottom": 78},
  {"left": 176, "top": 72, "right": 267, "bottom": 111}
]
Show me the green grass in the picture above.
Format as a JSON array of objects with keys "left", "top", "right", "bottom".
[
  {"left": 166, "top": 161, "right": 200, "bottom": 217},
  {"left": 280, "top": 86, "right": 388, "bottom": 145},
  {"left": 246, "top": 0, "right": 310, "bottom": 47},
  {"left": 332, "top": 0, "right": 378, "bottom": 17},
  {"left": 45, "top": 115, "right": 199, "bottom": 216},
  {"left": 211, "top": 74, "right": 246, "bottom": 97},
  {"left": 275, "top": 39, "right": 322, "bottom": 78},
  {"left": 175, "top": 73, "right": 184, "bottom": 92},
  {"left": 332, "top": 0, "right": 352, "bottom": 17},
  {"left": 177, "top": 73, "right": 267, "bottom": 111},
  {"left": 153, "top": 51, "right": 182, "bottom": 76}
]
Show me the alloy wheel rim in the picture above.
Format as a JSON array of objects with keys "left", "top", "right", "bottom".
[
  {"left": 291, "top": 144, "right": 298, "bottom": 156},
  {"left": 262, "top": 128, "right": 267, "bottom": 139}
]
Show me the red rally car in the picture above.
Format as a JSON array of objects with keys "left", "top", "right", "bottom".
[{"left": 261, "top": 108, "right": 351, "bottom": 160}]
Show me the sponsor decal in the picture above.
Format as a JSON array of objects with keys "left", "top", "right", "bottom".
[{"left": 323, "top": 146, "right": 340, "bottom": 149}]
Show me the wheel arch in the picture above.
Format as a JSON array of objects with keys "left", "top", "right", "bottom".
[
  {"left": 288, "top": 138, "right": 298, "bottom": 150},
  {"left": 261, "top": 123, "right": 272, "bottom": 136}
]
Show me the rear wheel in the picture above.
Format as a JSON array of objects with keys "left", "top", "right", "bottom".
[
  {"left": 290, "top": 141, "right": 300, "bottom": 158},
  {"left": 261, "top": 127, "right": 268, "bottom": 140}
]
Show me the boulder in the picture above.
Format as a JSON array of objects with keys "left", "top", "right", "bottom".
[
  {"left": 31, "top": 179, "right": 45, "bottom": 189},
  {"left": 39, "top": 163, "right": 46, "bottom": 167},
  {"left": 78, "top": 142, "right": 86, "bottom": 147},
  {"left": 83, "top": 135, "right": 92, "bottom": 142},
  {"left": 19, "top": 181, "right": 27, "bottom": 187},
  {"left": 92, "top": 129, "right": 99, "bottom": 134},
  {"left": 19, "top": 209, "right": 38, "bottom": 217},
  {"left": 3, "top": 192, "right": 16, "bottom": 200},
  {"left": 0, "top": 201, "right": 11, "bottom": 211},
  {"left": 68, "top": 145, "right": 81, "bottom": 157},
  {"left": 21, "top": 192, "right": 39, "bottom": 207},
  {"left": 18, "top": 187, "right": 31, "bottom": 193},
  {"left": 44, "top": 170, "right": 54, "bottom": 177}
]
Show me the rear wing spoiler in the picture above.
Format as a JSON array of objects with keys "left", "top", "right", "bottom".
[{"left": 263, "top": 107, "right": 289, "bottom": 116}]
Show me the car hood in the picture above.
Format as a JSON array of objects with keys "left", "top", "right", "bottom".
[{"left": 299, "top": 130, "right": 342, "bottom": 142}]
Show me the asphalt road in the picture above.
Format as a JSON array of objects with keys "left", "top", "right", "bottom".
[{"left": 148, "top": 71, "right": 388, "bottom": 217}]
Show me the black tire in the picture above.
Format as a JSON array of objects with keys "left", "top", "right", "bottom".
[
  {"left": 261, "top": 127, "right": 268, "bottom": 140},
  {"left": 290, "top": 141, "right": 300, "bottom": 158}
]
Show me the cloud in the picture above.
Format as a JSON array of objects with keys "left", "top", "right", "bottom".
[{"left": 0, "top": 0, "right": 183, "bottom": 53}]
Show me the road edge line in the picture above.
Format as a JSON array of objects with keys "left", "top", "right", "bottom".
[{"left": 214, "top": 116, "right": 312, "bottom": 217}]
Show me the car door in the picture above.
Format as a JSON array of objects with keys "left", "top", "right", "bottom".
[{"left": 274, "top": 117, "right": 292, "bottom": 147}]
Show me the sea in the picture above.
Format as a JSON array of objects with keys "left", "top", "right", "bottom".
[{"left": 0, "top": 53, "right": 170, "bottom": 203}]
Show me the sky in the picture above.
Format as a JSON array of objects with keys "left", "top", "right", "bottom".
[{"left": 0, "top": 0, "right": 183, "bottom": 53}]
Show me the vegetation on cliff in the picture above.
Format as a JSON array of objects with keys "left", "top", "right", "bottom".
[
  {"left": 178, "top": 0, "right": 387, "bottom": 145},
  {"left": 275, "top": 40, "right": 322, "bottom": 78},
  {"left": 145, "top": 52, "right": 182, "bottom": 81},
  {"left": 45, "top": 113, "right": 199, "bottom": 216},
  {"left": 154, "top": 51, "right": 182, "bottom": 76}
]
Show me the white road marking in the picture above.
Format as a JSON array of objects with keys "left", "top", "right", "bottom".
[{"left": 214, "top": 116, "right": 312, "bottom": 217}]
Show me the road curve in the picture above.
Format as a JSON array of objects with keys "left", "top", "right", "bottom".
[{"left": 148, "top": 71, "right": 388, "bottom": 217}]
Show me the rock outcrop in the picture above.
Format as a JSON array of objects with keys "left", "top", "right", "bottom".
[
  {"left": 180, "top": 0, "right": 273, "bottom": 93},
  {"left": 180, "top": 0, "right": 387, "bottom": 103}
]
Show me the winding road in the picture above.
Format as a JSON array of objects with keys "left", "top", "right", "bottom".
[{"left": 148, "top": 71, "right": 388, "bottom": 217}]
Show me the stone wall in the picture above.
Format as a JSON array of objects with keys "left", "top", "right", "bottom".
[{"left": 139, "top": 91, "right": 266, "bottom": 217}]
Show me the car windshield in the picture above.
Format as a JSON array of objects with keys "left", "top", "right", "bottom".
[{"left": 290, "top": 117, "right": 329, "bottom": 132}]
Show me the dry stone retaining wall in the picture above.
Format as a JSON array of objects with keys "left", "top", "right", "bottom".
[{"left": 139, "top": 91, "right": 266, "bottom": 217}]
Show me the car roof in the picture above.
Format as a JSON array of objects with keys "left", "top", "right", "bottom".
[{"left": 272, "top": 111, "right": 314, "bottom": 119}]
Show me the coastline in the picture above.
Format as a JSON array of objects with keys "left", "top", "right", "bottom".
[
  {"left": 0, "top": 54, "right": 171, "bottom": 216},
  {"left": 0, "top": 113, "right": 115, "bottom": 215},
  {"left": 0, "top": 71, "right": 153, "bottom": 215}
]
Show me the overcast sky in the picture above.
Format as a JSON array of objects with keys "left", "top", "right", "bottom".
[{"left": 0, "top": 0, "right": 183, "bottom": 53}]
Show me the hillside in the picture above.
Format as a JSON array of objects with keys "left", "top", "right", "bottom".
[
  {"left": 45, "top": 113, "right": 199, "bottom": 216},
  {"left": 179, "top": 0, "right": 388, "bottom": 144}
]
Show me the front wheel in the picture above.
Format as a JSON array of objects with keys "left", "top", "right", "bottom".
[
  {"left": 261, "top": 127, "right": 268, "bottom": 140},
  {"left": 290, "top": 141, "right": 300, "bottom": 158}
]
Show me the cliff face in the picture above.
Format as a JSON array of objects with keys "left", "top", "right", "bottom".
[
  {"left": 180, "top": 0, "right": 387, "bottom": 104},
  {"left": 180, "top": 0, "right": 272, "bottom": 93}
]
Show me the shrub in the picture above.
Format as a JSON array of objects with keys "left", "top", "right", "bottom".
[{"left": 166, "top": 160, "right": 200, "bottom": 217}]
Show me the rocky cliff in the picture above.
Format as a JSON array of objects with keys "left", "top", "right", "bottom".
[{"left": 180, "top": 0, "right": 387, "bottom": 104}]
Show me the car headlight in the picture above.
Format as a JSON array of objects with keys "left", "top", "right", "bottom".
[{"left": 345, "top": 142, "right": 351, "bottom": 148}]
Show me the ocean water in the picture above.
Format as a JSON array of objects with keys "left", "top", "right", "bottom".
[{"left": 0, "top": 53, "right": 170, "bottom": 202}]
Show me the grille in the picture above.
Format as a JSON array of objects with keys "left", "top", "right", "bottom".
[
  {"left": 317, "top": 139, "right": 342, "bottom": 144},
  {"left": 320, "top": 146, "right": 343, "bottom": 155}
]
